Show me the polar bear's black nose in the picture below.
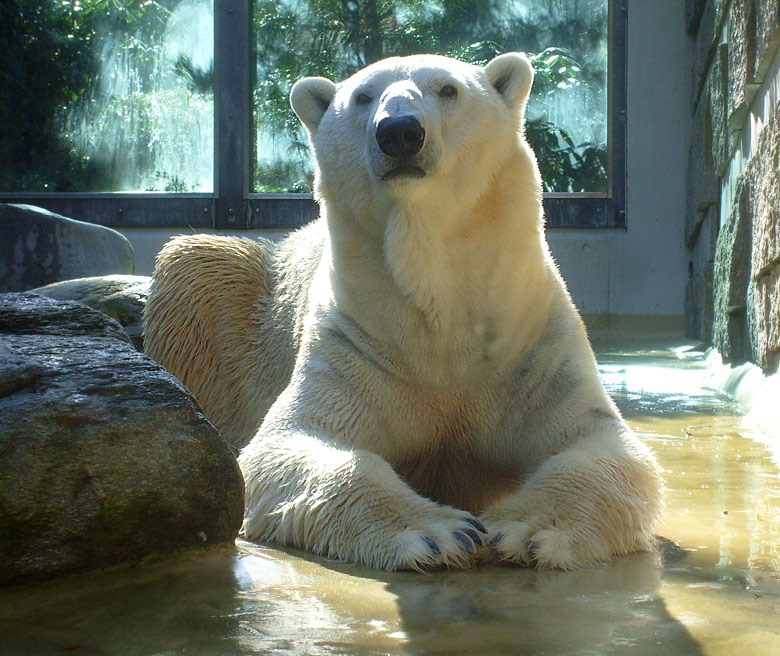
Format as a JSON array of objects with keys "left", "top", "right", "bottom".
[{"left": 376, "top": 115, "right": 425, "bottom": 158}]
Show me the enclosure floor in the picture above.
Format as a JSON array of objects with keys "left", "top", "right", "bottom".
[{"left": 1, "top": 340, "right": 779, "bottom": 656}]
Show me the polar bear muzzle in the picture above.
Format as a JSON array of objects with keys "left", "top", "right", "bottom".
[
  {"left": 376, "top": 115, "right": 426, "bottom": 159},
  {"left": 375, "top": 114, "right": 428, "bottom": 181}
]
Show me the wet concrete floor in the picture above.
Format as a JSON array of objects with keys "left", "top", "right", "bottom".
[{"left": 1, "top": 340, "right": 779, "bottom": 655}]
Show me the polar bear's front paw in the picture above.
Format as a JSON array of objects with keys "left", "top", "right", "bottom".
[
  {"left": 486, "top": 520, "right": 599, "bottom": 570},
  {"left": 392, "top": 513, "right": 488, "bottom": 570}
]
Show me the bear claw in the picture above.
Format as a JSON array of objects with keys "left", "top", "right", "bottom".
[
  {"left": 422, "top": 536, "right": 440, "bottom": 554},
  {"left": 453, "top": 531, "right": 477, "bottom": 553},
  {"left": 463, "top": 528, "right": 483, "bottom": 546},
  {"left": 466, "top": 516, "right": 488, "bottom": 534},
  {"left": 488, "top": 532, "right": 505, "bottom": 547}
]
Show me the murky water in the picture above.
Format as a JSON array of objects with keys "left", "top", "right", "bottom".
[{"left": 1, "top": 340, "right": 778, "bottom": 655}]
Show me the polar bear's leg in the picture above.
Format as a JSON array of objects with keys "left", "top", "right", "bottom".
[
  {"left": 480, "top": 425, "right": 662, "bottom": 570},
  {"left": 145, "top": 234, "right": 273, "bottom": 449},
  {"left": 239, "top": 431, "right": 487, "bottom": 570}
]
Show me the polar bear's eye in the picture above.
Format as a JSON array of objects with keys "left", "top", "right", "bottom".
[
  {"left": 438, "top": 84, "right": 458, "bottom": 98},
  {"left": 355, "top": 92, "right": 373, "bottom": 106}
]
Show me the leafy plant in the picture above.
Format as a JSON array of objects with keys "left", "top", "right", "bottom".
[
  {"left": 0, "top": 0, "right": 106, "bottom": 190},
  {"left": 1, "top": 0, "right": 607, "bottom": 194},
  {"left": 527, "top": 47, "right": 607, "bottom": 192},
  {"left": 0, "top": 0, "right": 194, "bottom": 192},
  {"left": 251, "top": 0, "right": 608, "bottom": 193}
]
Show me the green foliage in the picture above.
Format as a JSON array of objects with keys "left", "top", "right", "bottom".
[
  {"left": 70, "top": 86, "right": 212, "bottom": 191},
  {"left": 0, "top": 0, "right": 185, "bottom": 192},
  {"left": 1, "top": 0, "right": 607, "bottom": 194},
  {"left": 527, "top": 47, "right": 607, "bottom": 192},
  {"left": 0, "top": 0, "right": 103, "bottom": 190},
  {"left": 253, "top": 0, "right": 608, "bottom": 193}
]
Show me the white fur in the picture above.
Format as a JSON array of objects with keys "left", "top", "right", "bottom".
[{"left": 145, "top": 53, "right": 663, "bottom": 570}]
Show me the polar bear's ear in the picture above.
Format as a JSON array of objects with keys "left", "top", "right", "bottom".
[
  {"left": 485, "top": 52, "right": 534, "bottom": 112},
  {"left": 290, "top": 77, "right": 338, "bottom": 133}
]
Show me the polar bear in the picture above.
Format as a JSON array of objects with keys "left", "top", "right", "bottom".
[{"left": 144, "top": 52, "right": 662, "bottom": 570}]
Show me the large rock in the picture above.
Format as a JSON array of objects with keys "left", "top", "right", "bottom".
[
  {"left": 709, "top": 43, "right": 730, "bottom": 174},
  {"left": 729, "top": 1, "right": 779, "bottom": 134},
  {"left": 713, "top": 177, "right": 753, "bottom": 360},
  {"left": 0, "top": 294, "right": 244, "bottom": 585},
  {"left": 0, "top": 204, "right": 134, "bottom": 293},
  {"left": 687, "top": 0, "right": 780, "bottom": 372},
  {"left": 685, "top": 88, "right": 719, "bottom": 247},
  {"left": 32, "top": 275, "right": 151, "bottom": 351},
  {"left": 0, "top": 291, "right": 130, "bottom": 343},
  {"left": 754, "top": 0, "right": 780, "bottom": 78},
  {"left": 728, "top": 0, "right": 758, "bottom": 130},
  {"left": 746, "top": 97, "right": 780, "bottom": 372},
  {"left": 692, "top": 0, "right": 730, "bottom": 107},
  {"left": 685, "top": 260, "right": 714, "bottom": 341},
  {"left": 752, "top": 265, "right": 780, "bottom": 372},
  {"left": 748, "top": 98, "right": 780, "bottom": 282},
  {"left": 685, "top": 202, "right": 719, "bottom": 342}
]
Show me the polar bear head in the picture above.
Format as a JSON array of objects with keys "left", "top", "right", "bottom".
[{"left": 290, "top": 53, "right": 537, "bottom": 223}]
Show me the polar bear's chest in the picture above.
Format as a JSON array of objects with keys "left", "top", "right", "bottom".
[{"left": 391, "top": 441, "right": 519, "bottom": 513}]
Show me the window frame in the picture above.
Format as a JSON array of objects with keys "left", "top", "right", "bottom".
[{"left": 0, "top": 0, "right": 625, "bottom": 231}]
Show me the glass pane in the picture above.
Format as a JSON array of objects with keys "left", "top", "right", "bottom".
[
  {"left": 0, "top": 0, "right": 214, "bottom": 192},
  {"left": 253, "top": 0, "right": 608, "bottom": 193}
]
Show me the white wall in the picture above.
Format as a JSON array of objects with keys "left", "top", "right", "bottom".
[
  {"left": 120, "top": 228, "right": 287, "bottom": 276},
  {"left": 124, "top": 1, "right": 692, "bottom": 324},
  {"left": 548, "top": 0, "right": 691, "bottom": 320}
]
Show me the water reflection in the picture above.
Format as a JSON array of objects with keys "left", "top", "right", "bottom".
[
  {"left": 598, "top": 344, "right": 743, "bottom": 418},
  {"left": 0, "top": 543, "right": 703, "bottom": 656},
  {"left": 384, "top": 550, "right": 703, "bottom": 655},
  {"left": 0, "top": 548, "right": 243, "bottom": 655},
  {"left": 1, "top": 342, "right": 778, "bottom": 655}
]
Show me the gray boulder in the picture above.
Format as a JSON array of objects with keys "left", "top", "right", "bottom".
[
  {"left": 0, "top": 204, "right": 134, "bottom": 293},
  {"left": 0, "top": 293, "right": 244, "bottom": 585},
  {"left": 32, "top": 275, "right": 151, "bottom": 351}
]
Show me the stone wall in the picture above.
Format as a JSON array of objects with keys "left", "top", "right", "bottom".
[{"left": 685, "top": 0, "right": 780, "bottom": 373}]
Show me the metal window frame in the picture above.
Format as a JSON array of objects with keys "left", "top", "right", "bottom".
[{"left": 0, "top": 0, "right": 625, "bottom": 231}]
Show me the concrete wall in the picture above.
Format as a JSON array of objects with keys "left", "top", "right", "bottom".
[
  {"left": 122, "top": 1, "right": 692, "bottom": 331},
  {"left": 548, "top": 0, "right": 691, "bottom": 326},
  {"left": 120, "top": 228, "right": 287, "bottom": 276}
]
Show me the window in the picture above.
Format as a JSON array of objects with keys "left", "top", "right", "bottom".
[
  {"left": 1, "top": 0, "right": 214, "bottom": 193},
  {"left": 0, "top": 0, "right": 625, "bottom": 229},
  {"left": 254, "top": 0, "right": 609, "bottom": 195}
]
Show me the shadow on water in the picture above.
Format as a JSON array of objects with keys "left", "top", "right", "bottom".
[{"left": 321, "top": 545, "right": 705, "bottom": 656}]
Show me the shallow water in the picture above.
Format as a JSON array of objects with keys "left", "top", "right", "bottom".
[{"left": 1, "top": 340, "right": 779, "bottom": 655}]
